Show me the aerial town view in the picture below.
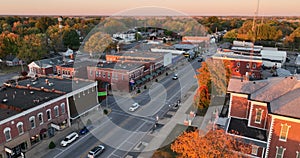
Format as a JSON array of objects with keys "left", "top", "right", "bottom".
[{"left": 0, "top": 0, "right": 300, "bottom": 158}]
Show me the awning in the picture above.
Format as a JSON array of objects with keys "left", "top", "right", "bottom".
[
  {"left": 141, "top": 77, "right": 146, "bottom": 82},
  {"left": 145, "top": 75, "right": 151, "bottom": 79},
  {"left": 156, "top": 69, "right": 161, "bottom": 74},
  {"left": 50, "top": 123, "right": 60, "bottom": 130},
  {"left": 136, "top": 80, "right": 142, "bottom": 85},
  {"left": 151, "top": 72, "right": 157, "bottom": 76}
]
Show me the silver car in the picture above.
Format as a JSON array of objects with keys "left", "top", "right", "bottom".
[{"left": 129, "top": 103, "right": 140, "bottom": 112}]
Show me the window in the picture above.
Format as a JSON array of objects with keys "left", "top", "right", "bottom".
[
  {"left": 102, "top": 72, "right": 106, "bottom": 78},
  {"left": 3, "top": 127, "right": 11, "bottom": 141},
  {"left": 46, "top": 109, "right": 51, "bottom": 121},
  {"left": 29, "top": 116, "right": 35, "bottom": 129},
  {"left": 255, "top": 108, "right": 263, "bottom": 123},
  {"left": 17, "top": 122, "right": 24, "bottom": 135},
  {"left": 108, "top": 73, "right": 110, "bottom": 79},
  {"left": 253, "top": 63, "right": 257, "bottom": 69},
  {"left": 38, "top": 113, "right": 43, "bottom": 125},
  {"left": 279, "top": 124, "right": 291, "bottom": 141},
  {"left": 122, "top": 74, "right": 124, "bottom": 80},
  {"left": 275, "top": 146, "right": 286, "bottom": 158},
  {"left": 54, "top": 106, "right": 59, "bottom": 117},
  {"left": 235, "top": 69, "right": 239, "bottom": 72},
  {"left": 296, "top": 151, "right": 300, "bottom": 158},
  {"left": 246, "top": 63, "right": 250, "bottom": 68},
  {"left": 96, "top": 71, "right": 99, "bottom": 77},
  {"left": 90, "top": 70, "right": 93, "bottom": 76},
  {"left": 61, "top": 103, "right": 65, "bottom": 114},
  {"left": 251, "top": 145, "right": 258, "bottom": 155},
  {"left": 236, "top": 62, "right": 240, "bottom": 67}
]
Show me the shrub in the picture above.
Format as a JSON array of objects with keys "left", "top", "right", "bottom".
[
  {"left": 49, "top": 141, "right": 56, "bottom": 149},
  {"left": 155, "top": 79, "right": 158, "bottom": 82},
  {"left": 137, "top": 89, "right": 141, "bottom": 93},
  {"left": 103, "top": 109, "right": 108, "bottom": 115}
]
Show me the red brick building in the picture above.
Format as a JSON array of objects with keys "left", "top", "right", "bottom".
[
  {"left": 0, "top": 87, "right": 68, "bottom": 158},
  {"left": 225, "top": 76, "right": 300, "bottom": 158},
  {"left": 212, "top": 52, "right": 263, "bottom": 80}
]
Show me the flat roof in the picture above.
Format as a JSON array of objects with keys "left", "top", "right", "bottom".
[
  {"left": 93, "top": 62, "right": 144, "bottom": 71},
  {"left": 0, "top": 87, "right": 62, "bottom": 121},
  {"left": 213, "top": 52, "right": 263, "bottom": 62},
  {"left": 16, "top": 77, "right": 94, "bottom": 93},
  {"left": 110, "top": 51, "right": 164, "bottom": 59}
]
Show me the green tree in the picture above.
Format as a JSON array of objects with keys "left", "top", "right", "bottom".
[
  {"left": 17, "top": 33, "right": 47, "bottom": 63},
  {"left": 0, "top": 32, "right": 20, "bottom": 58},
  {"left": 46, "top": 25, "right": 66, "bottom": 52},
  {"left": 223, "top": 29, "right": 238, "bottom": 42},
  {"left": 62, "top": 28, "right": 80, "bottom": 50},
  {"left": 35, "top": 17, "right": 56, "bottom": 33}
]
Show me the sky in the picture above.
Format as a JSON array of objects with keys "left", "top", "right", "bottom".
[{"left": 1, "top": 0, "right": 300, "bottom": 16}]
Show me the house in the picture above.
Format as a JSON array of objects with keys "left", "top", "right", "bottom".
[
  {"left": 0, "top": 86, "right": 67, "bottom": 158},
  {"left": 5, "top": 55, "right": 22, "bottom": 67},
  {"left": 225, "top": 76, "right": 300, "bottom": 158}
]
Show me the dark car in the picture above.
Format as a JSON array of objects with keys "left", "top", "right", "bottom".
[
  {"left": 79, "top": 126, "right": 90, "bottom": 135},
  {"left": 198, "top": 57, "right": 203, "bottom": 62}
]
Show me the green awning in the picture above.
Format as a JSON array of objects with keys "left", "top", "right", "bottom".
[
  {"left": 136, "top": 80, "right": 142, "bottom": 85},
  {"left": 156, "top": 69, "right": 161, "bottom": 74},
  {"left": 141, "top": 77, "right": 146, "bottom": 82},
  {"left": 151, "top": 72, "right": 157, "bottom": 76},
  {"left": 145, "top": 75, "right": 151, "bottom": 79}
]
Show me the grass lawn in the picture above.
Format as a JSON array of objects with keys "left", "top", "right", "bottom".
[{"left": 0, "top": 65, "right": 28, "bottom": 74}]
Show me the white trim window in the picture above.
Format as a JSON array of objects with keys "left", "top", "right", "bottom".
[
  {"left": 29, "top": 116, "right": 36, "bottom": 129},
  {"left": 17, "top": 122, "right": 24, "bottom": 135},
  {"left": 61, "top": 103, "right": 65, "bottom": 114},
  {"left": 3, "top": 127, "right": 11, "bottom": 141},
  {"left": 251, "top": 145, "right": 258, "bottom": 155},
  {"left": 246, "top": 63, "right": 250, "bottom": 68},
  {"left": 54, "top": 106, "right": 59, "bottom": 117},
  {"left": 275, "top": 146, "right": 286, "bottom": 158},
  {"left": 279, "top": 123, "right": 291, "bottom": 141},
  {"left": 236, "top": 62, "right": 240, "bottom": 67},
  {"left": 255, "top": 108, "right": 263, "bottom": 124},
  {"left": 46, "top": 109, "right": 52, "bottom": 121},
  {"left": 296, "top": 151, "right": 300, "bottom": 158},
  {"left": 38, "top": 113, "right": 43, "bottom": 125},
  {"left": 253, "top": 63, "right": 257, "bottom": 69}
]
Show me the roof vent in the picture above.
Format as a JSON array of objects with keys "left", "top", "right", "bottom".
[
  {"left": 2, "top": 98, "right": 8, "bottom": 103},
  {"left": 30, "top": 91, "right": 34, "bottom": 94},
  {"left": 253, "top": 81, "right": 256, "bottom": 84},
  {"left": 291, "top": 76, "right": 293, "bottom": 79}
]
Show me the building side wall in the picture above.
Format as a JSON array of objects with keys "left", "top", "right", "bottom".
[{"left": 230, "top": 95, "right": 249, "bottom": 119}]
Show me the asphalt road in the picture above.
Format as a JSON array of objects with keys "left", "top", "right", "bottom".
[{"left": 52, "top": 59, "right": 201, "bottom": 158}]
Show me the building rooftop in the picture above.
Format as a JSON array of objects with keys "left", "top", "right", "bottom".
[
  {"left": 212, "top": 52, "right": 263, "bottom": 62},
  {"left": 16, "top": 77, "right": 94, "bottom": 93},
  {"left": 109, "top": 51, "right": 165, "bottom": 60},
  {"left": 94, "top": 61, "right": 144, "bottom": 71},
  {"left": 0, "top": 87, "right": 62, "bottom": 121}
]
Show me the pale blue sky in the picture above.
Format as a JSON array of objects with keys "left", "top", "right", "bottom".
[{"left": 1, "top": 0, "right": 299, "bottom": 16}]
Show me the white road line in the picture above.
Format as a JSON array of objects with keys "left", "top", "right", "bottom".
[
  {"left": 53, "top": 118, "right": 110, "bottom": 158},
  {"left": 108, "top": 122, "right": 147, "bottom": 158}
]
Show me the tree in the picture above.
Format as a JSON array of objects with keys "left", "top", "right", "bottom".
[
  {"left": 46, "top": 25, "right": 66, "bottom": 52},
  {"left": 223, "top": 29, "right": 238, "bottom": 41},
  {"left": 62, "top": 28, "right": 80, "bottom": 50},
  {"left": 35, "top": 17, "right": 56, "bottom": 33},
  {"left": 171, "top": 129, "right": 251, "bottom": 158},
  {"left": 17, "top": 33, "right": 47, "bottom": 63},
  {"left": 84, "top": 32, "right": 112, "bottom": 57},
  {"left": 0, "top": 32, "right": 20, "bottom": 58},
  {"left": 194, "top": 85, "right": 210, "bottom": 110},
  {"left": 49, "top": 141, "right": 56, "bottom": 149}
]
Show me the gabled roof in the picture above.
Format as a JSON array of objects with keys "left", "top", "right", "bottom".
[
  {"left": 29, "top": 56, "right": 67, "bottom": 68},
  {"left": 227, "top": 78, "right": 269, "bottom": 94}
]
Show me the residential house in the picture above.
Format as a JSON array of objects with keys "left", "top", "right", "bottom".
[{"left": 225, "top": 76, "right": 300, "bottom": 158}]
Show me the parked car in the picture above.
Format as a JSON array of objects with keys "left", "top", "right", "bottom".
[
  {"left": 87, "top": 144, "right": 105, "bottom": 158},
  {"left": 79, "top": 126, "right": 89, "bottom": 135},
  {"left": 198, "top": 56, "right": 203, "bottom": 62},
  {"left": 129, "top": 103, "right": 140, "bottom": 112},
  {"left": 60, "top": 132, "right": 79, "bottom": 147},
  {"left": 172, "top": 74, "right": 178, "bottom": 80}
]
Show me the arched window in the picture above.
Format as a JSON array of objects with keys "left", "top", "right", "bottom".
[
  {"left": 29, "top": 116, "right": 35, "bottom": 129},
  {"left": 61, "top": 103, "right": 65, "bottom": 114},
  {"left": 17, "top": 122, "right": 24, "bottom": 135},
  {"left": 46, "top": 109, "right": 51, "bottom": 121},
  {"left": 3, "top": 127, "right": 11, "bottom": 141},
  {"left": 38, "top": 113, "right": 43, "bottom": 125},
  {"left": 54, "top": 106, "right": 59, "bottom": 117}
]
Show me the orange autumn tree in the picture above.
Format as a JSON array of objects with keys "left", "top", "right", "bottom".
[
  {"left": 171, "top": 129, "right": 251, "bottom": 158},
  {"left": 194, "top": 58, "right": 231, "bottom": 110}
]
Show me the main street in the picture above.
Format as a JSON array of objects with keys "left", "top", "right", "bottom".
[{"left": 52, "top": 58, "right": 201, "bottom": 158}]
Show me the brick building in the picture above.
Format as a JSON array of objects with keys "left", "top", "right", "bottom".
[
  {"left": 212, "top": 52, "right": 263, "bottom": 80},
  {"left": 225, "top": 76, "right": 300, "bottom": 157},
  {"left": 0, "top": 87, "right": 67, "bottom": 158}
]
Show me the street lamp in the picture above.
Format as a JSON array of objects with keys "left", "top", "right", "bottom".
[{"left": 106, "top": 83, "right": 110, "bottom": 109}]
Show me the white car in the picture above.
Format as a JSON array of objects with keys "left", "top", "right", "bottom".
[
  {"left": 172, "top": 74, "right": 178, "bottom": 80},
  {"left": 88, "top": 144, "right": 105, "bottom": 158},
  {"left": 60, "top": 132, "right": 79, "bottom": 147},
  {"left": 129, "top": 103, "right": 140, "bottom": 112}
]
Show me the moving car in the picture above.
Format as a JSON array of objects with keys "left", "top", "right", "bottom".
[
  {"left": 88, "top": 145, "right": 105, "bottom": 158},
  {"left": 172, "top": 74, "right": 178, "bottom": 80},
  {"left": 60, "top": 132, "right": 79, "bottom": 147},
  {"left": 129, "top": 103, "right": 140, "bottom": 112}
]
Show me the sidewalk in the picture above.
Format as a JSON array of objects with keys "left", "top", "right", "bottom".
[
  {"left": 138, "top": 89, "right": 197, "bottom": 158},
  {"left": 25, "top": 107, "right": 105, "bottom": 158}
]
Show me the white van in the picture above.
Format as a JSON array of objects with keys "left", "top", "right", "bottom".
[{"left": 60, "top": 132, "right": 79, "bottom": 147}]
